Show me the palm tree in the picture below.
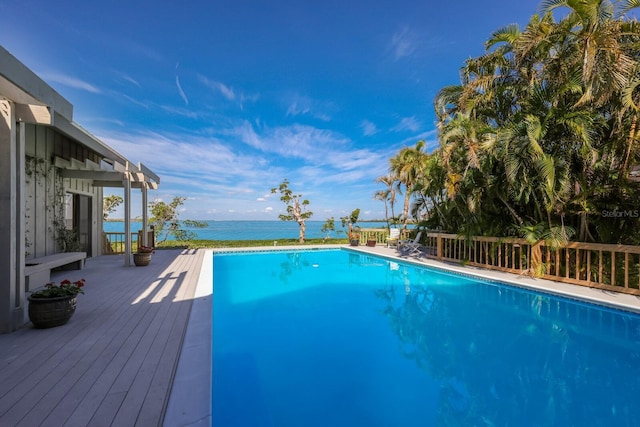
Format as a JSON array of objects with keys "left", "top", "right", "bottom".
[
  {"left": 397, "top": 0, "right": 640, "bottom": 244},
  {"left": 389, "top": 141, "right": 429, "bottom": 229},
  {"left": 374, "top": 174, "right": 398, "bottom": 228}
]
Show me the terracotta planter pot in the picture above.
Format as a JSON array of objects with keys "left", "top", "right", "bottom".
[
  {"left": 133, "top": 252, "right": 152, "bottom": 266},
  {"left": 366, "top": 239, "right": 376, "bottom": 247},
  {"left": 349, "top": 239, "right": 360, "bottom": 246},
  {"left": 27, "top": 295, "right": 77, "bottom": 328}
]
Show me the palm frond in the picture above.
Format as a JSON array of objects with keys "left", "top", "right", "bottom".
[{"left": 486, "top": 24, "right": 521, "bottom": 51}]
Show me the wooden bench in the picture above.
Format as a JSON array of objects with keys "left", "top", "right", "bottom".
[{"left": 25, "top": 252, "right": 87, "bottom": 291}]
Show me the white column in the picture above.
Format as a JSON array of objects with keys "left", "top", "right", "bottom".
[
  {"left": 123, "top": 169, "right": 131, "bottom": 267},
  {"left": 0, "top": 100, "right": 25, "bottom": 332},
  {"left": 141, "top": 183, "right": 148, "bottom": 246},
  {"left": 17, "top": 122, "right": 25, "bottom": 324}
]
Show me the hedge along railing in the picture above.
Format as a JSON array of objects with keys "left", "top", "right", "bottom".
[{"left": 424, "top": 233, "right": 640, "bottom": 296}]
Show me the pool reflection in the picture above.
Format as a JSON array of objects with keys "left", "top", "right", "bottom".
[{"left": 376, "top": 264, "right": 640, "bottom": 426}]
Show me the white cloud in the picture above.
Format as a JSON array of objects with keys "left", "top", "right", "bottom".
[
  {"left": 175, "top": 76, "right": 189, "bottom": 105},
  {"left": 199, "top": 75, "right": 236, "bottom": 100},
  {"left": 43, "top": 73, "right": 101, "bottom": 93},
  {"left": 113, "top": 70, "right": 141, "bottom": 87},
  {"left": 361, "top": 120, "right": 378, "bottom": 136},
  {"left": 159, "top": 104, "right": 199, "bottom": 119},
  {"left": 390, "top": 26, "right": 418, "bottom": 60},
  {"left": 392, "top": 116, "right": 421, "bottom": 133},
  {"left": 97, "top": 120, "right": 395, "bottom": 221},
  {"left": 198, "top": 75, "right": 258, "bottom": 108},
  {"left": 285, "top": 94, "right": 332, "bottom": 121},
  {"left": 218, "top": 82, "right": 235, "bottom": 100},
  {"left": 121, "top": 94, "right": 149, "bottom": 109},
  {"left": 99, "top": 130, "right": 268, "bottom": 186},
  {"left": 232, "top": 121, "right": 382, "bottom": 170}
]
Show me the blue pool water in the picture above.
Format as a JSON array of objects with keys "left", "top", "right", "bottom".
[{"left": 213, "top": 249, "right": 640, "bottom": 426}]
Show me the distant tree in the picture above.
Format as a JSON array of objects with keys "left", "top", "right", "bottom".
[
  {"left": 149, "top": 196, "right": 207, "bottom": 243},
  {"left": 321, "top": 217, "right": 337, "bottom": 242},
  {"left": 341, "top": 208, "right": 361, "bottom": 240},
  {"left": 271, "top": 179, "right": 313, "bottom": 243},
  {"left": 103, "top": 194, "right": 123, "bottom": 221}
]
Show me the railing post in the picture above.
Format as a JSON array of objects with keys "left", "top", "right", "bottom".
[
  {"left": 531, "top": 241, "right": 542, "bottom": 276},
  {"left": 437, "top": 234, "right": 443, "bottom": 260}
]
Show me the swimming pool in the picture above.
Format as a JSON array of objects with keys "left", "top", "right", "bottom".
[{"left": 213, "top": 248, "right": 640, "bottom": 426}]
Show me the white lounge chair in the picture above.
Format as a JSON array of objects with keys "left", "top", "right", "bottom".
[
  {"left": 386, "top": 228, "right": 401, "bottom": 247},
  {"left": 399, "top": 231, "right": 423, "bottom": 255}
]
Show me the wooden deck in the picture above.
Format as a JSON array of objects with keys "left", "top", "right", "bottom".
[{"left": 0, "top": 249, "right": 206, "bottom": 427}]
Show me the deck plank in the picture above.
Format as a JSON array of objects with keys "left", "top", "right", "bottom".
[{"left": 0, "top": 249, "right": 205, "bottom": 427}]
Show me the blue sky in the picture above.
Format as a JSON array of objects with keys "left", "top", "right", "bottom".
[{"left": 1, "top": 0, "right": 539, "bottom": 220}]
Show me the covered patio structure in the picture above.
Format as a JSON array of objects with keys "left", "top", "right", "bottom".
[{"left": 0, "top": 46, "right": 160, "bottom": 333}]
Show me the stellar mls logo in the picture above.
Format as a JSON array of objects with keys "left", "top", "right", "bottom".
[{"left": 601, "top": 209, "right": 640, "bottom": 218}]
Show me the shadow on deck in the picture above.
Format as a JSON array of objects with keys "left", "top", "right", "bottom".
[{"left": 0, "top": 249, "right": 206, "bottom": 426}]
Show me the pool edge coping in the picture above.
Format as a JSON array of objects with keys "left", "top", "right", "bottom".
[
  {"left": 163, "top": 249, "right": 213, "bottom": 427},
  {"left": 347, "top": 246, "right": 640, "bottom": 315}
]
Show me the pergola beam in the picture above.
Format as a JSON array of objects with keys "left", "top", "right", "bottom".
[
  {"left": 92, "top": 181, "right": 158, "bottom": 189},
  {"left": 14, "top": 104, "right": 51, "bottom": 125},
  {"left": 59, "top": 169, "right": 124, "bottom": 181}
]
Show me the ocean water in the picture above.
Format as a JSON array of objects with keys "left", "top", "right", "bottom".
[{"left": 103, "top": 220, "right": 390, "bottom": 241}]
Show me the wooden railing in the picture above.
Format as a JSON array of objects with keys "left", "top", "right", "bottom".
[
  {"left": 423, "top": 233, "right": 640, "bottom": 296},
  {"left": 102, "top": 230, "right": 155, "bottom": 255},
  {"left": 102, "top": 232, "right": 139, "bottom": 255},
  {"left": 358, "top": 228, "right": 412, "bottom": 245}
]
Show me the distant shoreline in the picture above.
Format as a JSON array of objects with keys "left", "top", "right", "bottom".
[{"left": 104, "top": 219, "right": 390, "bottom": 223}]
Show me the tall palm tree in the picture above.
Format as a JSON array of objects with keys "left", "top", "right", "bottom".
[
  {"left": 389, "top": 141, "right": 428, "bottom": 229},
  {"left": 409, "top": 0, "right": 640, "bottom": 243},
  {"left": 374, "top": 174, "right": 398, "bottom": 228},
  {"left": 540, "top": 0, "right": 637, "bottom": 107}
]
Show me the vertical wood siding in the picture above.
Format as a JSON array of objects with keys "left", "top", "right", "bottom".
[{"left": 23, "top": 124, "right": 101, "bottom": 259}]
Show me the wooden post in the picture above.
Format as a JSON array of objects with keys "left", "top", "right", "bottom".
[
  {"left": 0, "top": 100, "right": 26, "bottom": 332},
  {"left": 531, "top": 241, "right": 542, "bottom": 277},
  {"left": 123, "top": 168, "right": 131, "bottom": 267}
]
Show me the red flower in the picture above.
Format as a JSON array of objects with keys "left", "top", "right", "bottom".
[
  {"left": 137, "top": 245, "right": 155, "bottom": 254},
  {"left": 30, "top": 278, "right": 86, "bottom": 298}
]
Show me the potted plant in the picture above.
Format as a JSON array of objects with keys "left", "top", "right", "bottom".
[
  {"left": 133, "top": 245, "right": 155, "bottom": 266},
  {"left": 27, "top": 279, "right": 85, "bottom": 328},
  {"left": 341, "top": 209, "right": 361, "bottom": 246}
]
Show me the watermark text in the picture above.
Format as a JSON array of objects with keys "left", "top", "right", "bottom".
[{"left": 601, "top": 210, "right": 639, "bottom": 218}]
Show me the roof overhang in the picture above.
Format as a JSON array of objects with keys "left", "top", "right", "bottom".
[
  {"left": 53, "top": 111, "right": 129, "bottom": 166},
  {"left": 0, "top": 45, "right": 160, "bottom": 188},
  {"left": 0, "top": 46, "right": 72, "bottom": 122}
]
